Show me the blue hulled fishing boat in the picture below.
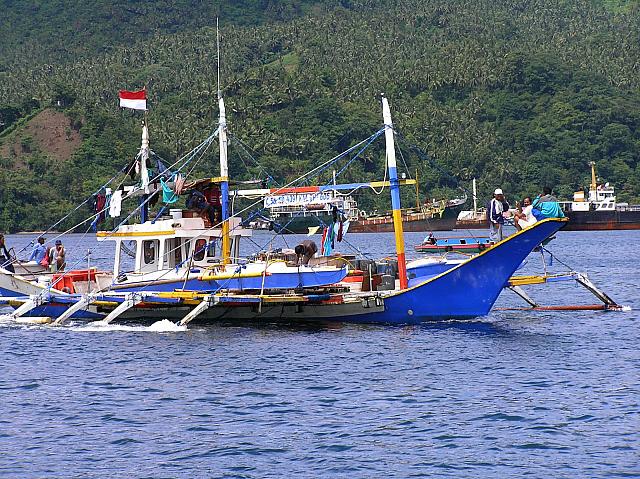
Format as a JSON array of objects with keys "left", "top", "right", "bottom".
[{"left": 1, "top": 93, "right": 577, "bottom": 326}]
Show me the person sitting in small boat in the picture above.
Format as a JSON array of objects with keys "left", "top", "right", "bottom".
[
  {"left": 514, "top": 197, "right": 537, "bottom": 231},
  {"left": 487, "top": 188, "right": 510, "bottom": 242},
  {"left": 29, "top": 237, "right": 48, "bottom": 264},
  {"left": 425, "top": 232, "right": 436, "bottom": 245},
  {"left": 49, "top": 239, "right": 66, "bottom": 272},
  {"left": 294, "top": 240, "right": 318, "bottom": 266},
  {"left": 532, "top": 186, "right": 565, "bottom": 219},
  {"left": 0, "top": 233, "right": 15, "bottom": 273}
]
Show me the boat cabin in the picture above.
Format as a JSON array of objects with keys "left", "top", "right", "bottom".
[{"left": 96, "top": 211, "right": 252, "bottom": 276}]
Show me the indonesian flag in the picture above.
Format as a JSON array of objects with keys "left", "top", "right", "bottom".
[{"left": 119, "top": 89, "right": 147, "bottom": 110}]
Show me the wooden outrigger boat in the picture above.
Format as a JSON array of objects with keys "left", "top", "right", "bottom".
[{"left": 0, "top": 94, "right": 623, "bottom": 326}]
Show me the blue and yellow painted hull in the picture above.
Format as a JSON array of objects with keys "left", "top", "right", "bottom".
[{"left": 8, "top": 219, "right": 566, "bottom": 325}]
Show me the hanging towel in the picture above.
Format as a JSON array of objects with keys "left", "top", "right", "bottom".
[
  {"left": 173, "top": 174, "right": 186, "bottom": 195},
  {"left": 161, "top": 178, "right": 179, "bottom": 204},
  {"left": 323, "top": 224, "right": 334, "bottom": 256},
  {"left": 320, "top": 227, "right": 328, "bottom": 255},
  {"left": 109, "top": 190, "right": 123, "bottom": 218}
]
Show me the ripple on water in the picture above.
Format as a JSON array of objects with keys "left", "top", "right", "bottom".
[{"left": 0, "top": 231, "right": 639, "bottom": 478}]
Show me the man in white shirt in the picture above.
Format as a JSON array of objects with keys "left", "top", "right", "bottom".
[{"left": 487, "top": 188, "right": 510, "bottom": 242}]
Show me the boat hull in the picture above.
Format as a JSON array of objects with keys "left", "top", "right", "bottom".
[
  {"left": 230, "top": 219, "right": 564, "bottom": 322},
  {"left": 271, "top": 213, "right": 333, "bottom": 234},
  {"left": 100, "top": 219, "right": 569, "bottom": 324},
  {"left": 0, "top": 269, "right": 51, "bottom": 297},
  {"left": 273, "top": 204, "right": 463, "bottom": 234},
  {"left": 350, "top": 215, "right": 457, "bottom": 233},
  {"left": 455, "top": 219, "right": 488, "bottom": 229},
  {"left": 10, "top": 220, "right": 565, "bottom": 325},
  {"left": 562, "top": 210, "right": 640, "bottom": 230},
  {"left": 108, "top": 266, "right": 349, "bottom": 293},
  {"left": 350, "top": 203, "right": 462, "bottom": 233}
]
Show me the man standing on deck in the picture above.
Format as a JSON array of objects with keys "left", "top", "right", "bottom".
[
  {"left": 488, "top": 188, "right": 510, "bottom": 242},
  {"left": 295, "top": 240, "right": 318, "bottom": 266},
  {"left": 29, "top": 237, "right": 47, "bottom": 264}
]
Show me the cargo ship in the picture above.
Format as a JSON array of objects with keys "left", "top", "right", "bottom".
[
  {"left": 560, "top": 163, "right": 640, "bottom": 230},
  {"left": 254, "top": 183, "right": 465, "bottom": 234},
  {"left": 348, "top": 198, "right": 464, "bottom": 233}
]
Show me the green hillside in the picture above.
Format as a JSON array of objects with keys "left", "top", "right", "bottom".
[{"left": 1, "top": 0, "right": 639, "bottom": 231}]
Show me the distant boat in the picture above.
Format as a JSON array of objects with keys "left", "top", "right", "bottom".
[
  {"left": 348, "top": 198, "right": 464, "bottom": 233},
  {"left": 414, "top": 235, "right": 494, "bottom": 254},
  {"left": 455, "top": 178, "right": 487, "bottom": 229},
  {"left": 559, "top": 162, "right": 640, "bottom": 230}
]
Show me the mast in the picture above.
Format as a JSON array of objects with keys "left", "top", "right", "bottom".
[
  {"left": 140, "top": 111, "right": 150, "bottom": 222},
  {"left": 415, "top": 169, "right": 420, "bottom": 208},
  {"left": 382, "top": 95, "right": 408, "bottom": 290},
  {"left": 217, "top": 19, "right": 231, "bottom": 264},
  {"left": 472, "top": 178, "right": 477, "bottom": 214},
  {"left": 589, "top": 161, "right": 597, "bottom": 191}
]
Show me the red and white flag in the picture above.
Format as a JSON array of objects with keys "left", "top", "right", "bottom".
[{"left": 119, "top": 89, "right": 147, "bottom": 110}]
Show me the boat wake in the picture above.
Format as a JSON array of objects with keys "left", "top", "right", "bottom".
[{"left": 71, "top": 319, "right": 187, "bottom": 333}]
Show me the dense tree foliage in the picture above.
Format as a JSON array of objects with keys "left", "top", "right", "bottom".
[{"left": 0, "top": 0, "right": 639, "bottom": 231}]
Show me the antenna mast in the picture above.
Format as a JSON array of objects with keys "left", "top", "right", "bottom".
[{"left": 217, "top": 17, "right": 221, "bottom": 100}]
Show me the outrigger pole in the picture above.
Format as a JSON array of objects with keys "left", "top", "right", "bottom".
[
  {"left": 381, "top": 95, "right": 408, "bottom": 289},
  {"left": 217, "top": 19, "right": 231, "bottom": 264}
]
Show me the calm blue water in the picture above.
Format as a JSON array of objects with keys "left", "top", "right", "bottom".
[{"left": 0, "top": 229, "right": 638, "bottom": 478}]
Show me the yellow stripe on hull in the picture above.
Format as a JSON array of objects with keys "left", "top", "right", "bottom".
[{"left": 199, "top": 270, "right": 265, "bottom": 281}]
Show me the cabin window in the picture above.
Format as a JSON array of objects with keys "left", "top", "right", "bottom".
[
  {"left": 172, "top": 240, "right": 183, "bottom": 266},
  {"left": 161, "top": 239, "right": 181, "bottom": 268},
  {"left": 143, "top": 240, "right": 159, "bottom": 265},
  {"left": 207, "top": 238, "right": 217, "bottom": 258},
  {"left": 183, "top": 239, "right": 191, "bottom": 261},
  {"left": 117, "top": 241, "right": 136, "bottom": 272},
  {"left": 460, "top": 239, "right": 466, "bottom": 244},
  {"left": 194, "top": 239, "right": 207, "bottom": 261}
]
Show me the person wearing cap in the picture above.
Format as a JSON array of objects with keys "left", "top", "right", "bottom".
[
  {"left": 29, "top": 237, "right": 48, "bottom": 264},
  {"left": 49, "top": 239, "right": 66, "bottom": 272},
  {"left": 487, "top": 188, "right": 510, "bottom": 242}
]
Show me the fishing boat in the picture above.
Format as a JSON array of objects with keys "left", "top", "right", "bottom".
[
  {"left": 2, "top": 94, "right": 583, "bottom": 326},
  {"left": 559, "top": 162, "right": 640, "bottom": 230},
  {"left": 0, "top": 96, "right": 348, "bottom": 299}
]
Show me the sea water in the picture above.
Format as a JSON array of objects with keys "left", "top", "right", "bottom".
[{"left": 0, "top": 230, "right": 638, "bottom": 478}]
